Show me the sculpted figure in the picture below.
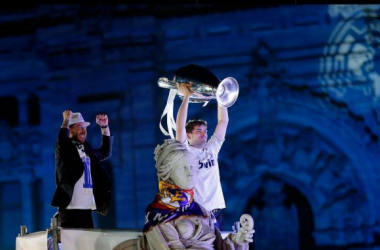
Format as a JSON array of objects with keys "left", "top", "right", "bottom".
[{"left": 137, "top": 139, "right": 254, "bottom": 250}]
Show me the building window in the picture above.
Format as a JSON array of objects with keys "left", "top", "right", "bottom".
[
  {"left": 0, "top": 96, "right": 18, "bottom": 127},
  {"left": 27, "top": 94, "right": 40, "bottom": 125}
]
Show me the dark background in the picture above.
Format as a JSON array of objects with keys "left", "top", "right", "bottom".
[{"left": 2, "top": 4, "right": 380, "bottom": 250}]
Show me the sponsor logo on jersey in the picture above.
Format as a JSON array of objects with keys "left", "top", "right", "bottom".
[{"left": 199, "top": 159, "right": 215, "bottom": 169}]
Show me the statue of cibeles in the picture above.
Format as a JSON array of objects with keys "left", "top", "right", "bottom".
[{"left": 136, "top": 139, "right": 254, "bottom": 250}]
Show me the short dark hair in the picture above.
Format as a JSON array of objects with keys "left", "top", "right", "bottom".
[{"left": 185, "top": 119, "right": 207, "bottom": 133}]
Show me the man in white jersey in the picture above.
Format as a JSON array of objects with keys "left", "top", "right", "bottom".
[
  {"left": 51, "top": 110, "right": 113, "bottom": 228},
  {"left": 175, "top": 65, "right": 229, "bottom": 230}
]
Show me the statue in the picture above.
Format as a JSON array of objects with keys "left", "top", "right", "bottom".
[{"left": 136, "top": 139, "right": 254, "bottom": 250}]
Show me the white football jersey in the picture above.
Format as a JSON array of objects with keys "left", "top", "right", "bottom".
[{"left": 184, "top": 134, "right": 226, "bottom": 211}]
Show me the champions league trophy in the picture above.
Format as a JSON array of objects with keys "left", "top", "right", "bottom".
[
  {"left": 158, "top": 64, "right": 239, "bottom": 138},
  {"left": 158, "top": 64, "right": 239, "bottom": 108}
]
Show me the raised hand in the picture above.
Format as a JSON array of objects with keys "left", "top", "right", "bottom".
[
  {"left": 62, "top": 110, "right": 73, "bottom": 121},
  {"left": 177, "top": 83, "right": 192, "bottom": 98},
  {"left": 96, "top": 114, "right": 108, "bottom": 127}
]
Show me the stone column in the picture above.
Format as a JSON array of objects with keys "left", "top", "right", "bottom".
[{"left": 20, "top": 172, "right": 35, "bottom": 232}]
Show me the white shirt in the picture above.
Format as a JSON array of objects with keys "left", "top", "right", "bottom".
[
  {"left": 184, "top": 134, "right": 226, "bottom": 211},
  {"left": 66, "top": 144, "right": 96, "bottom": 210}
]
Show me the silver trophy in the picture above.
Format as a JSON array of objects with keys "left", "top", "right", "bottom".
[{"left": 158, "top": 64, "right": 239, "bottom": 108}]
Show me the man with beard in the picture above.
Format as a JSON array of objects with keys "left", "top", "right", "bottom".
[{"left": 51, "top": 110, "right": 113, "bottom": 229}]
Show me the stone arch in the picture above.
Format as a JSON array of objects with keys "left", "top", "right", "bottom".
[
  {"left": 282, "top": 182, "right": 315, "bottom": 250},
  {"left": 218, "top": 84, "right": 376, "bottom": 246},
  {"left": 241, "top": 172, "right": 316, "bottom": 250},
  {"left": 221, "top": 164, "right": 319, "bottom": 220}
]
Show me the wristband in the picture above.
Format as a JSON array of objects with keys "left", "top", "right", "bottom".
[{"left": 100, "top": 125, "right": 108, "bottom": 129}]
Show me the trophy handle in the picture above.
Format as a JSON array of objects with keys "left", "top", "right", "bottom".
[
  {"left": 158, "top": 77, "right": 177, "bottom": 89},
  {"left": 158, "top": 77, "right": 210, "bottom": 104},
  {"left": 216, "top": 77, "right": 239, "bottom": 108}
]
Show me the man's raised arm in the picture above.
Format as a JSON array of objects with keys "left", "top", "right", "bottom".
[
  {"left": 175, "top": 83, "right": 191, "bottom": 143},
  {"left": 214, "top": 104, "right": 229, "bottom": 140}
]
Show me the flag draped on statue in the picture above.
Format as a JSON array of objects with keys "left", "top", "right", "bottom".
[{"left": 143, "top": 181, "right": 207, "bottom": 232}]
